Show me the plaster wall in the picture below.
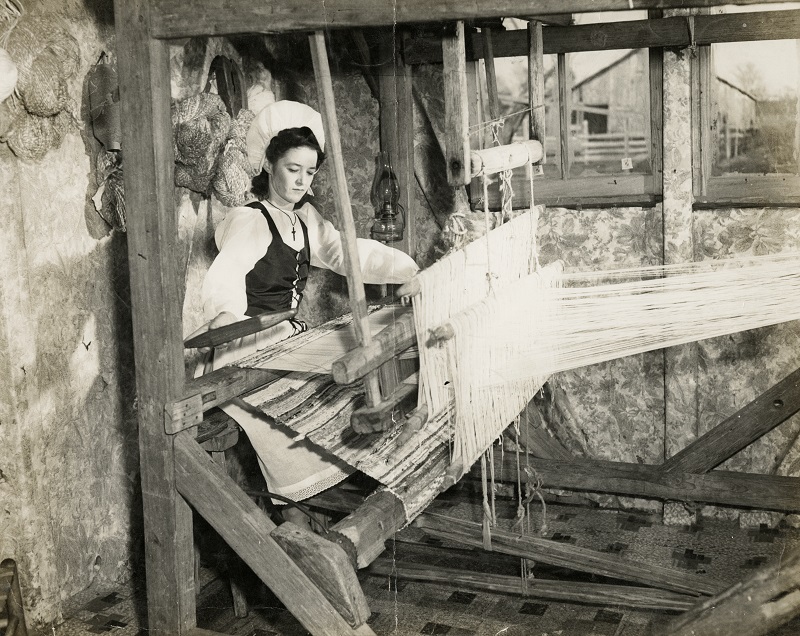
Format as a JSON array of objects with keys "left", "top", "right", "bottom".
[{"left": 0, "top": 0, "right": 138, "bottom": 627}]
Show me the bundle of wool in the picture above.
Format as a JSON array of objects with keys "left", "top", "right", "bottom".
[
  {"left": 172, "top": 92, "right": 231, "bottom": 194},
  {"left": 100, "top": 167, "right": 126, "bottom": 232},
  {"left": 1, "top": 15, "right": 78, "bottom": 158},
  {"left": 211, "top": 108, "right": 255, "bottom": 207},
  {"left": 2, "top": 97, "right": 71, "bottom": 160},
  {"left": 0, "top": 97, "right": 13, "bottom": 136},
  {"left": 5, "top": 15, "right": 79, "bottom": 116}
]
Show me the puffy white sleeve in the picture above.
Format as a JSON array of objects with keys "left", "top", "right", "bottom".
[
  {"left": 299, "top": 203, "right": 419, "bottom": 284},
  {"left": 201, "top": 206, "right": 272, "bottom": 321}
]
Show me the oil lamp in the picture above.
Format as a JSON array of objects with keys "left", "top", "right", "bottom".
[{"left": 369, "top": 151, "right": 404, "bottom": 243}]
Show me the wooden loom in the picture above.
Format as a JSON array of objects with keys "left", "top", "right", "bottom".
[{"left": 114, "top": 2, "right": 800, "bottom": 635}]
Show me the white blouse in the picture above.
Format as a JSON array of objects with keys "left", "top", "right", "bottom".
[{"left": 202, "top": 200, "right": 419, "bottom": 321}]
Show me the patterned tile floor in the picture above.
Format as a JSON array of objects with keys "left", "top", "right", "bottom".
[{"left": 42, "top": 489, "right": 800, "bottom": 636}]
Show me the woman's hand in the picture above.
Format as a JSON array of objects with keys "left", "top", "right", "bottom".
[
  {"left": 184, "top": 311, "right": 239, "bottom": 353},
  {"left": 208, "top": 311, "right": 239, "bottom": 330}
]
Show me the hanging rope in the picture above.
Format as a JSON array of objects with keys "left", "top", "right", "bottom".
[
  {"left": 480, "top": 452, "right": 494, "bottom": 550},
  {"left": 523, "top": 465, "right": 549, "bottom": 537}
]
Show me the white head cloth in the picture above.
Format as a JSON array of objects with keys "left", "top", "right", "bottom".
[{"left": 245, "top": 100, "right": 326, "bottom": 174}]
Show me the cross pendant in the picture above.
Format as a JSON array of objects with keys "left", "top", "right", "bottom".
[{"left": 291, "top": 227, "right": 296, "bottom": 240}]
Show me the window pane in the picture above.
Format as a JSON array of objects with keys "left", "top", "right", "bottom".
[
  {"left": 567, "top": 49, "right": 651, "bottom": 177},
  {"left": 711, "top": 40, "right": 800, "bottom": 176},
  {"left": 495, "top": 54, "right": 562, "bottom": 178}
]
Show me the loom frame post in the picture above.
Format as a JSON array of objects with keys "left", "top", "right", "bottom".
[{"left": 114, "top": 1, "right": 196, "bottom": 630}]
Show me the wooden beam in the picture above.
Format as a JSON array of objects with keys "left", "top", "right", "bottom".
[
  {"left": 272, "top": 522, "right": 371, "bottom": 627},
  {"left": 150, "top": 1, "right": 800, "bottom": 39},
  {"left": 648, "top": 31, "right": 664, "bottom": 194},
  {"left": 351, "top": 31, "right": 380, "bottom": 100},
  {"left": 377, "top": 33, "right": 416, "bottom": 259},
  {"left": 482, "top": 28, "right": 500, "bottom": 123},
  {"left": 659, "top": 549, "right": 800, "bottom": 636},
  {"left": 329, "top": 489, "right": 409, "bottom": 569},
  {"left": 557, "top": 53, "right": 570, "bottom": 179},
  {"left": 403, "top": 11, "right": 800, "bottom": 64},
  {"left": 349, "top": 380, "right": 418, "bottom": 434},
  {"left": 492, "top": 456, "right": 800, "bottom": 512},
  {"left": 0, "top": 561, "right": 27, "bottom": 636},
  {"left": 442, "top": 22, "right": 471, "bottom": 187},
  {"left": 183, "top": 309, "right": 297, "bottom": 349},
  {"left": 415, "top": 513, "right": 724, "bottom": 597},
  {"left": 174, "top": 433, "right": 374, "bottom": 635},
  {"left": 168, "top": 367, "right": 285, "bottom": 433},
  {"left": 661, "top": 366, "right": 800, "bottom": 474},
  {"left": 527, "top": 20, "right": 545, "bottom": 153},
  {"left": 527, "top": 13, "right": 573, "bottom": 27},
  {"left": 692, "top": 42, "right": 713, "bottom": 198},
  {"left": 113, "top": 1, "right": 196, "bottom": 632},
  {"left": 368, "top": 559, "right": 698, "bottom": 612},
  {"left": 331, "top": 305, "right": 417, "bottom": 385},
  {"left": 309, "top": 31, "right": 383, "bottom": 422}
]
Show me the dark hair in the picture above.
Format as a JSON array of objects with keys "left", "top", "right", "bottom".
[{"left": 250, "top": 126, "right": 325, "bottom": 200}]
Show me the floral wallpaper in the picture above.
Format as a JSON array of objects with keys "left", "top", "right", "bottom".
[
  {"left": 693, "top": 208, "right": 800, "bottom": 482},
  {"left": 537, "top": 207, "right": 666, "bottom": 469}
]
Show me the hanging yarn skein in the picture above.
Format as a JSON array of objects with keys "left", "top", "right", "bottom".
[
  {"left": 1, "top": 12, "right": 79, "bottom": 159},
  {"left": 172, "top": 92, "right": 231, "bottom": 194}
]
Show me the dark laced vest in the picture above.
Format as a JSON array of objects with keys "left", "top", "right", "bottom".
[{"left": 243, "top": 201, "right": 311, "bottom": 317}]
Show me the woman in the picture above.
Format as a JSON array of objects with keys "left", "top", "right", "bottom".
[{"left": 195, "top": 101, "right": 418, "bottom": 525}]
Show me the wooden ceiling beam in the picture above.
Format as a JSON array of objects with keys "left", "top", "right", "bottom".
[
  {"left": 526, "top": 14, "right": 573, "bottom": 27},
  {"left": 149, "top": 0, "right": 800, "bottom": 39},
  {"left": 403, "top": 9, "right": 800, "bottom": 64}
]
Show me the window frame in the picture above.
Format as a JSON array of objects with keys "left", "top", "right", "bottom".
[
  {"left": 473, "top": 45, "right": 663, "bottom": 211},
  {"left": 692, "top": 40, "right": 800, "bottom": 207},
  {"left": 402, "top": 9, "right": 800, "bottom": 209}
]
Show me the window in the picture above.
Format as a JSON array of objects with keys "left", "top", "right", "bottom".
[
  {"left": 693, "top": 5, "right": 800, "bottom": 205},
  {"left": 473, "top": 12, "right": 662, "bottom": 210}
]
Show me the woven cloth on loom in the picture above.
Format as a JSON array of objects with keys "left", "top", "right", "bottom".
[
  {"left": 234, "top": 307, "right": 451, "bottom": 521},
  {"left": 240, "top": 305, "right": 407, "bottom": 373},
  {"left": 411, "top": 208, "right": 558, "bottom": 475}
]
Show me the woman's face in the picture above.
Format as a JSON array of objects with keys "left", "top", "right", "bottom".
[{"left": 267, "top": 146, "right": 319, "bottom": 208}]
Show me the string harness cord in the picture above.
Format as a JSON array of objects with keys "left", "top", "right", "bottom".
[{"left": 474, "top": 121, "right": 544, "bottom": 554}]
